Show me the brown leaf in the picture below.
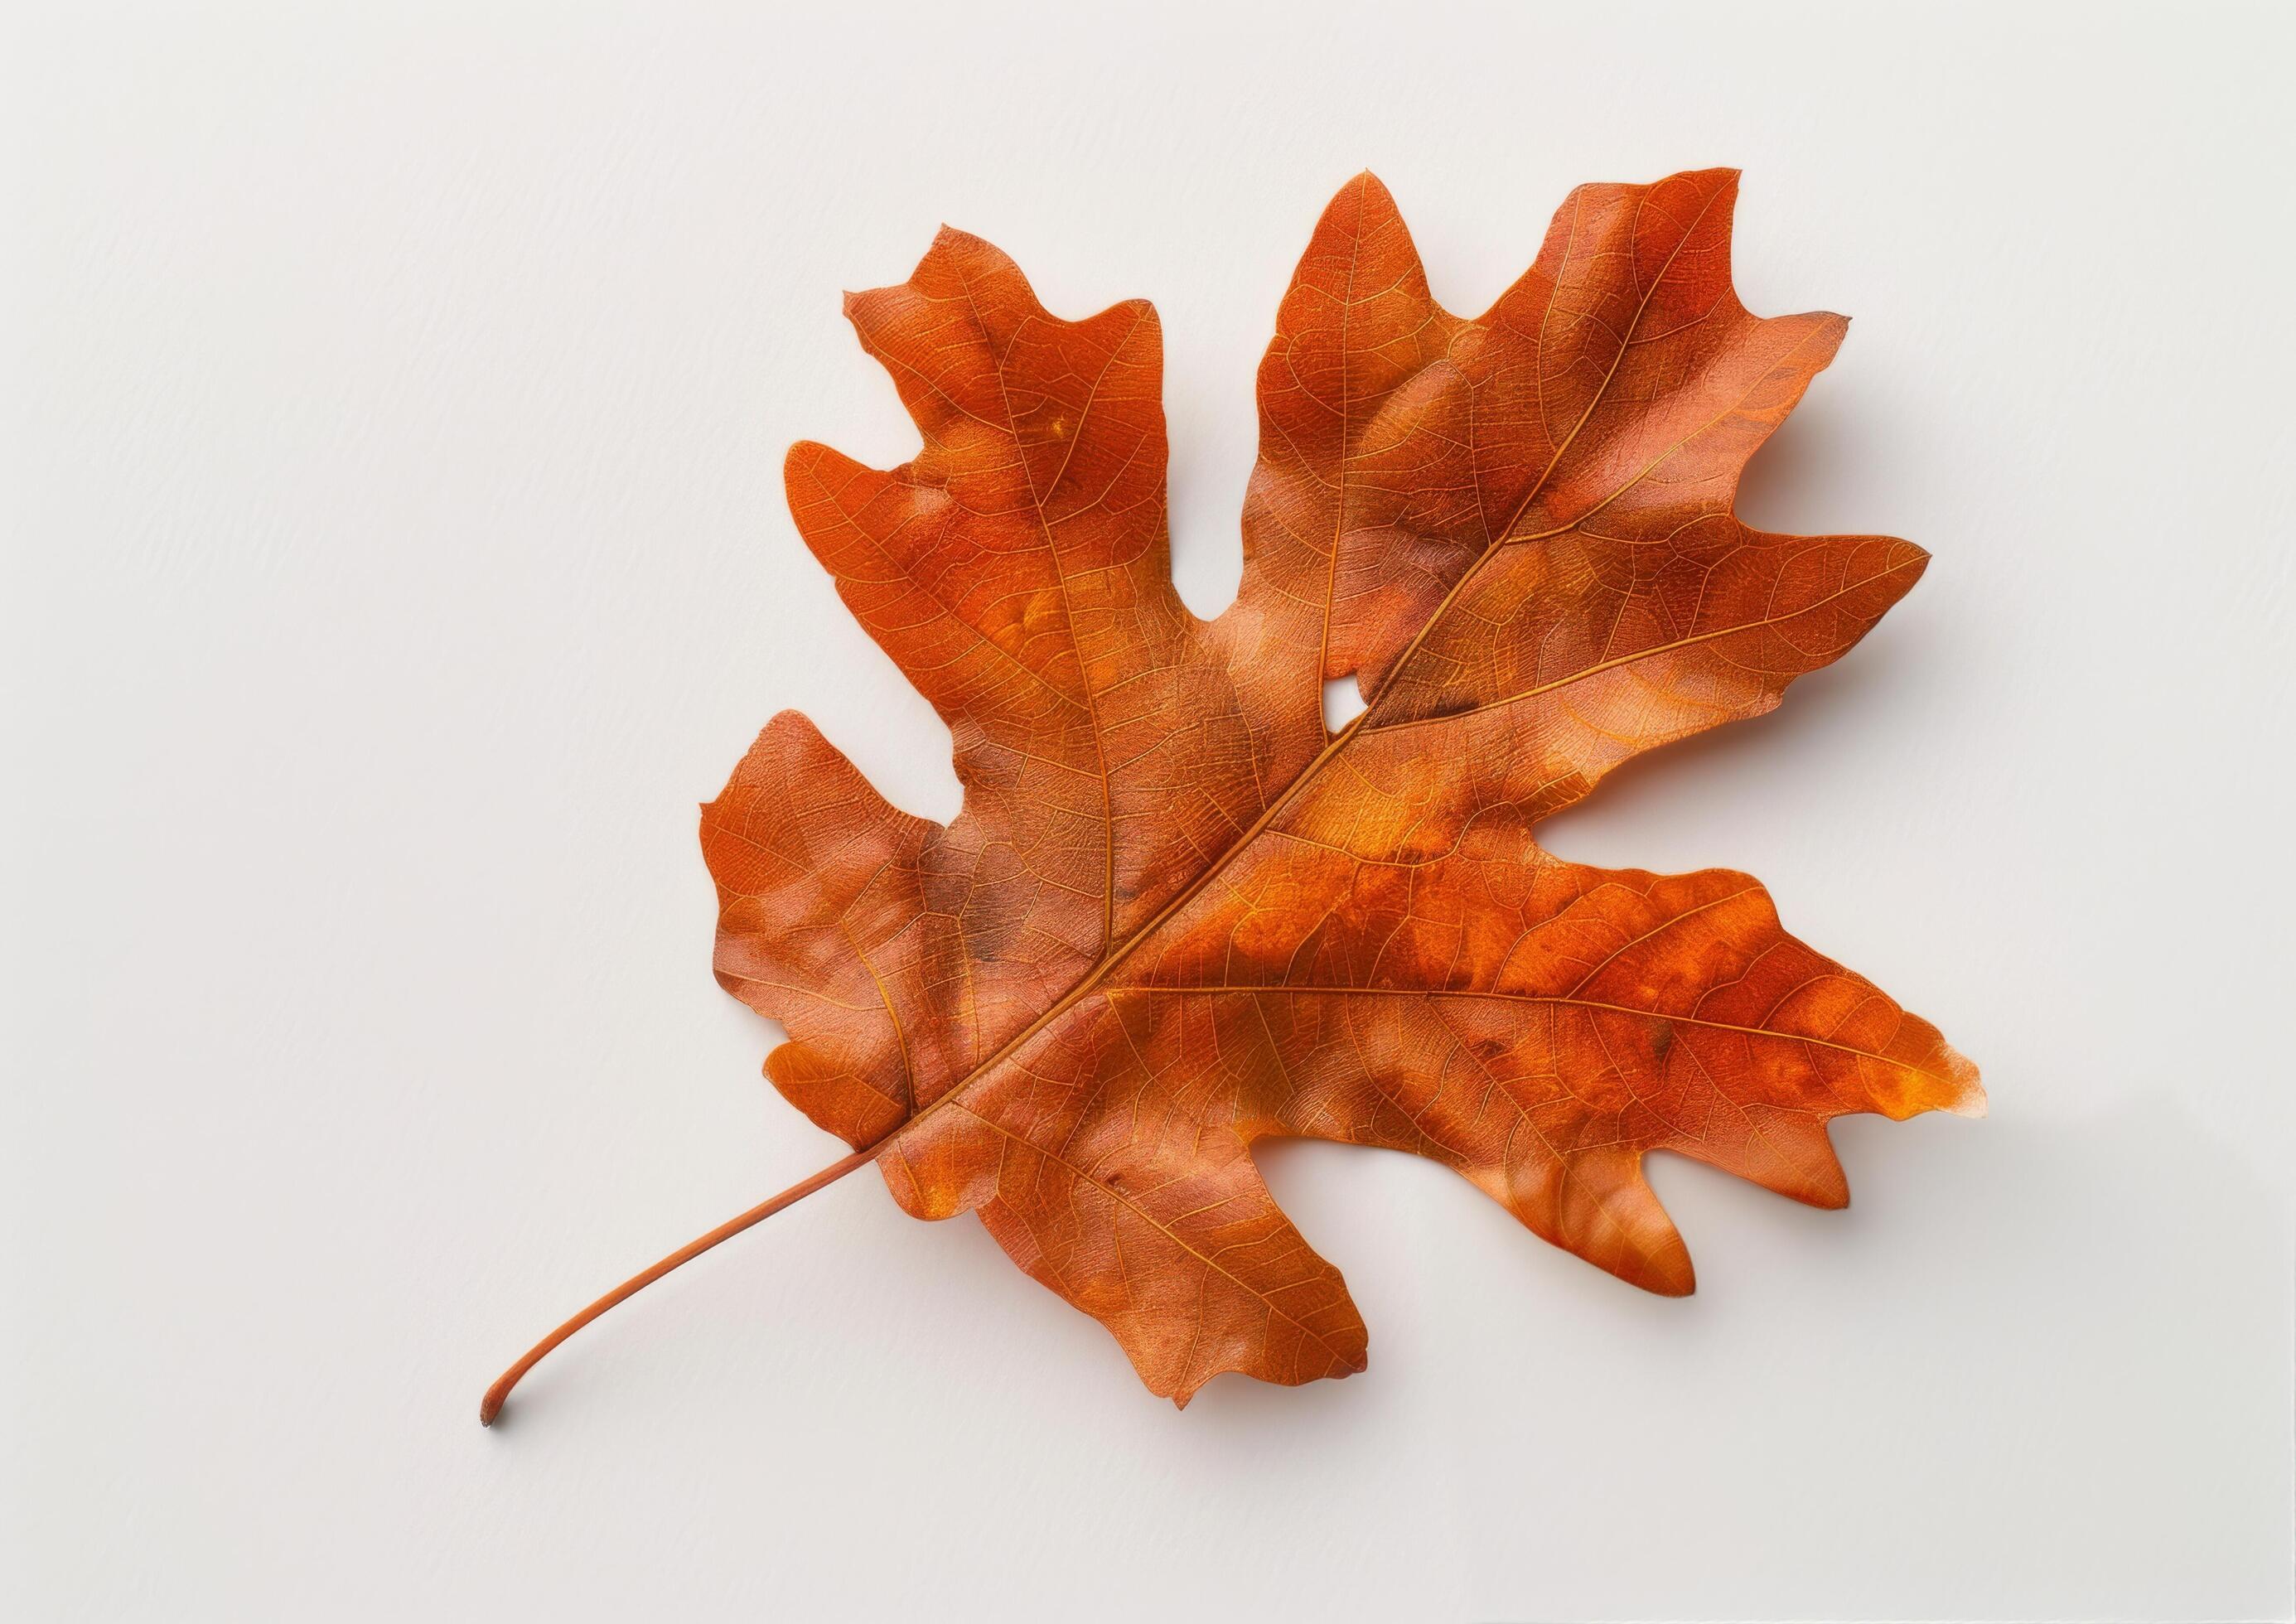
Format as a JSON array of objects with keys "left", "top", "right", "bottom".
[{"left": 609, "top": 170, "right": 1979, "bottom": 1413}]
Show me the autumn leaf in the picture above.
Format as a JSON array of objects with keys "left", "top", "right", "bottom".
[{"left": 484, "top": 169, "right": 1981, "bottom": 1421}]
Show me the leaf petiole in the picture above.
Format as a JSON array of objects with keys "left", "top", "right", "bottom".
[{"left": 479, "top": 1144, "right": 877, "bottom": 1426}]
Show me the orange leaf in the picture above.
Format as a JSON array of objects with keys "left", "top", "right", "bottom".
[{"left": 487, "top": 170, "right": 1981, "bottom": 1420}]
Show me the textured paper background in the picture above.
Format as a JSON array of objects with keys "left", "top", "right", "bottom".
[{"left": 7, "top": 2, "right": 2292, "bottom": 1619}]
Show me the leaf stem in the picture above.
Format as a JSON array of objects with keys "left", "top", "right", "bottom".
[{"left": 479, "top": 1144, "right": 878, "bottom": 1426}]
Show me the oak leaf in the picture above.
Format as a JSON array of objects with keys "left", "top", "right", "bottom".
[{"left": 483, "top": 169, "right": 1982, "bottom": 1421}]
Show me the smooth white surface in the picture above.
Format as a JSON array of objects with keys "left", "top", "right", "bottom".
[{"left": 7, "top": 3, "right": 2293, "bottom": 1620}]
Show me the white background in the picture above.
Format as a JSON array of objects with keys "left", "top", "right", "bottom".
[{"left": 7, "top": 2, "right": 2292, "bottom": 1619}]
